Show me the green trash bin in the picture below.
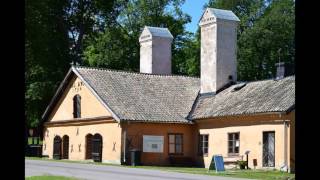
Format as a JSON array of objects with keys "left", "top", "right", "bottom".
[{"left": 130, "top": 149, "right": 141, "bottom": 166}]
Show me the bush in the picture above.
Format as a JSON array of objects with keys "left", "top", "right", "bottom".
[{"left": 237, "top": 160, "right": 247, "bottom": 169}]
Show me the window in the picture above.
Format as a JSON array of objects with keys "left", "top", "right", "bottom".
[
  {"left": 198, "top": 134, "right": 209, "bottom": 156},
  {"left": 168, "top": 134, "right": 183, "bottom": 154},
  {"left": 73, "top": 94, "right": 81, "bottom": 118},
  {"left": 228, "top": 132, "right": 240, "bottom": 155}
]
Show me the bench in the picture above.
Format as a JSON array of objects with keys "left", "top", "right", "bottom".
[
  {"left": 169, "top": 156, "right": 194, "bottom": 167},
  {"left": 223, "top": 156, "right": 244, "bottom": 169}
]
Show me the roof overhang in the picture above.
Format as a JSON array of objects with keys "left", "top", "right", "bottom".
[{"left": 192, "top": 110, "right": 295, "bottom": 121}]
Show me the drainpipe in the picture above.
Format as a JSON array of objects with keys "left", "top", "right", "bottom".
[
  {"left": 123, "top": 130, "right": 127, "bottom": 163},
  {"left": 280, "top": 113, "right": 289, "bottom": 172}
]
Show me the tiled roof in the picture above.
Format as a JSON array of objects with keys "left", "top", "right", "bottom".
[
  {"left": 43, "top": 66, "right": 295, "bottom": 123},
  {"left": 189, "top": 76, "right": 295, "bottom": 120},
  {"left": 74, "top": 66, "right": 199, "bottom": 123}
]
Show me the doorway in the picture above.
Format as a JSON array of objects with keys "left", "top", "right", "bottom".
[
  {"left": 85, "top": 134, "right": 93, "bottom": 159},
  {"left": 62, "top": 135, "right": 69, "bottom": 159},
  {"left": 53, "top": 136, "right": 62, "bottom": 160},
  {"left": 263, "top": 131, "right": 275, "bottom": 167},
  {"left": 92, "top": 134, "right": 103, "bottom": 162}
]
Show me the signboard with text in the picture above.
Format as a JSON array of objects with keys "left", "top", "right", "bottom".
[{"left": 143, "top": 135, "right": 164, "bottom": 153}]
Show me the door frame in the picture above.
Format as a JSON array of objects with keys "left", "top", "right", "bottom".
[{"left": 262, "top": 131, "right": 275, "bottom": 167}]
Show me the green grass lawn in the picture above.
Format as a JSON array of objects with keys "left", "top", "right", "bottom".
[
  {"left": 129, "top": 165, "right": 295, "bottom": 180},
  {"left": 25, "top": 175, "right": 79, "bottom": 180},
  {"left": 26, "top": 157, "right": 295, "bottom": 180}
]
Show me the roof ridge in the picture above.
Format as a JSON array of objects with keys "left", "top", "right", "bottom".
[
  {"left": 236, "top": 75, "right": 295, "bottom": 85},
  {"left": 74, "top": 65, "right": 200, "bottom": 79},
  {"left": 146, "top": 26, "right": 169, "bottom": 29}
]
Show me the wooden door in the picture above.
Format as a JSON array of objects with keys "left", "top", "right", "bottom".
[
  {"left": 85, "top": 134, "right": 93, "bottom": 159},
  {"left": 62, "top": 135, "right": 69, "bottom": 159},
  {"left": 92, "top": 134, "right": 103, "bottom": 162},
  {"left": 53, "top": 136, "right": 62, "bottom": 160}
]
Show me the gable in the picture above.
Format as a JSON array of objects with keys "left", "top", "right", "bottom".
[
  {"left": 199, "top": 8, "right": 215, "bottom": 26},
  {"left": 47, "top": 74, "right": 112, "bottom": 122},
  {"left": 139, "top": 27, "right": 152, "bottom": 42}
]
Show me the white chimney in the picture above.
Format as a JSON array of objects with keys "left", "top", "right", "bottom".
[
  {"left": 199, "top": 8, "right": 240, "bottom": 94},
  {"left": 139, "top": 26, "right": 173, "bottom": 75}
]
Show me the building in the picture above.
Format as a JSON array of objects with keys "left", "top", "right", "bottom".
[{"left": 41, "top": 8, "right": 295, "bottom": 172}]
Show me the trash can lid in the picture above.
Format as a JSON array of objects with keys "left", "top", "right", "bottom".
[{"left": 129, "top": 148, "right": 140, "bottom": 151}]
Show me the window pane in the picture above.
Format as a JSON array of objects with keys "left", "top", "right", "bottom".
[
  {"left": 176, "top": 135, "right": 182, "bottom": 144},
  {"left": 235, "top": 133, "right": 239, "bottom": 140},
  {"left": 169, "top": 144, "right": 175, "bottom": 153},
  {"left": 228, "top": 147, "right": 233, "bottom": 153},
  {"left": 235, "top": 147, "right": 239, "bottom": 153},
  {"left": 228, "top": 141, "right": 233, "bottom": 147},
  {"left": 169, "top": 135, "right": 175, "bottom": 143},
  {"left": 204, "top": 141, "right": 208, "bottom": 148},
  {"left": 235, "top": 140, "right": 240, "bottom": 147},
  {"left": 176, "top": 144, "right": 182, "bottom": 153},
  {"left": 228, "top": 133, "right": 233, "bottom": 140},
  {"left": 199, "top": 135, "right": 203, "bottom": 142},
  {"left": 204, "top": 135, "right": 208, "bottom": 141},
  {"left": 204, "top": 147, "right": 208, "bottom": 154}
]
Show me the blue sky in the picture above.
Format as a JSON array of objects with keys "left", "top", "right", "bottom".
[{"left": 181, "top": 0, "right": 209, "bottom": 33}]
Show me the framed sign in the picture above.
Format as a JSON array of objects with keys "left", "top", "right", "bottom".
[{"left": 143, "top": 135, "right": 164, "bottom": 153}]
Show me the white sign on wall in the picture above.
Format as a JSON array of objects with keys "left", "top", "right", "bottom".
[{"left": 143, "top": 135, "right": 164, "bottom": 153}]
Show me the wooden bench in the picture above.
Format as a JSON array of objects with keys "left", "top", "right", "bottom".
[
  {"left": 169, "top": 156, "right": 194, "bottom": 167},
  {"left": 223, "top": 156, "right": 244, "bottom": 169}
]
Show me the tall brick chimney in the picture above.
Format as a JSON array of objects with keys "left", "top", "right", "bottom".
[
  {"left": 199, "top": 8, "right": 240, "bottom": 94},
  {"left": 139, "top": 26, "right": 173, "bottom": 75}
]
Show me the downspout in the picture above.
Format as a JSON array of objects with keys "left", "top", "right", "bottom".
[
  {"left": 280, "top": 113, "right": 289, "bottom": 172},
  {"left": 123, "top": 123, "right": 127, "bottom": 164}
]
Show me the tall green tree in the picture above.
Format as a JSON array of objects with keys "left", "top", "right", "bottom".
[
  {"left": 26, "top": 0, "right": 71, "bottom": 127},
  {"left": 237, "top": 0, "right": 295, "bottom": 80},
  {"left": 204, "top": 0, "right": 294, "bottom": 80},
  {"left": 83, "top": 0, "right": 191, "bottom": 74},
  {"left": 182, "top": 0, "right": 268, "bottom": 77},
  {"left": 25, "top": 0, "right": 121, "bottom": 127}
]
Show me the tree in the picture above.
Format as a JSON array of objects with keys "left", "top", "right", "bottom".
[
  {"left": 237, "top": 0, "right": 295, "bottom": 80},
  {"left": 26, "top": 0, "right": 71, "bottom": 127},
  {"left": 65, "top": 0, "right": 125, "bottom": 64},
  {"left": 205, "top": 0, "right": 294, "bottom": 81},
  {"left": 25, "top": 0, "right": 120, "bottom": 127},
  {"left": 83, "top": 0, "right": 191, "bottom": 74}
]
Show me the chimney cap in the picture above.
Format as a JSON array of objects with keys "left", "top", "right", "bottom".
[
  {"left": 139, "top": 26, "right": 173, "bottom": 42},
  {"left": 199, "top": 8, "right": 240, "bottom": 25}
]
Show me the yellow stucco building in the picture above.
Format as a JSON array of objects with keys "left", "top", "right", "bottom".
[{"left": 41, "top": 8, "right": 295, "bottom": 173}]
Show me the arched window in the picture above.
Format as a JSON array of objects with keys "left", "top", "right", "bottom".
[{"left": 73, "top": 94, "right": 81, "bottom": 118}]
